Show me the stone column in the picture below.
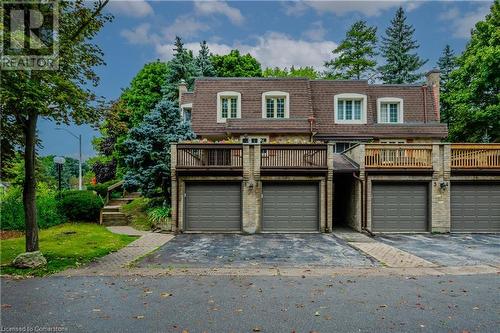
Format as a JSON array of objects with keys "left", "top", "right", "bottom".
[
  {"left": 170, "top": 143, "right": 178, "bottom": 233},
  {"left": 241, "top": 144, "right": 261, "bottom": 234},
  {"left": 326, "top": 143, "right": 334, "bottom": 232},
  {"left": 431, "top": 143, "right": 451, "bottom": 233}
]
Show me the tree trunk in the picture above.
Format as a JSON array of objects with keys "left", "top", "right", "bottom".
[{"left": 23, "top": 111, "right": 39, "bottom": 252}]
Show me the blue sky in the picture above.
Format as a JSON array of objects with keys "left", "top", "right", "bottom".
[{"left": 38, "top": 0, "right": 493, "bottom": 159}]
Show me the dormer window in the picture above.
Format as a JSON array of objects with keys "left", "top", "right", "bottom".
[
  {"left": 334, "top": 93, "right": 367, "bottom": 124},
  {"left": 377, "top": 98, "right": 404, "bottom": 124},
  {"left": 180, "top": 103, "right": 192, "bottom": 123},
  {"left": 262, "top": 91, "right": 289, "bottom": 119},
  {"left": 217, "top": 91, "right": 241, "bottom": 123}
]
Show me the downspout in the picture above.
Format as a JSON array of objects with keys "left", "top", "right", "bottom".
[{"left": 422, "top": 86, "right": 428, "bottom": 123}]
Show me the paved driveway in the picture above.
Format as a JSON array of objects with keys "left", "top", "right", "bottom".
[
  {"left": 376, "top": 234, "right": 500, "bottom": 267},
  {"left": 136, "top": 234, "right": 378, "bottom": 268}
]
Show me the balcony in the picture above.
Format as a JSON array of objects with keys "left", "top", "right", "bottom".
[
  {"left": 364, "top": 144, "right": 433, "bottom": 169},
  {"left": 260, "top": 144, "right": 327, "bottom": 169},
  {"left": 451, "top": 144, "right": 500, "bottom": 169},
  {"left": 176, "top": 144, "right": 243, "bottom": 170}
]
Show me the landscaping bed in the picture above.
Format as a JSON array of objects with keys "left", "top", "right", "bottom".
[{"left": 0, "top": 223, "right": 137, "bottom": 276}]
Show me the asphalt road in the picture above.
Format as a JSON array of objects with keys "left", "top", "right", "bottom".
[{"left": 1, "top": 274, "right": 499, "bottom": 333}]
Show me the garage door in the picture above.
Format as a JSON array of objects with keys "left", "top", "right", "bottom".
[
  {"left": 372, "top": 183, "right": 428, "bottom": 232},
  {"left": 262, "top": 183, "right": 319, "bottom": 232},
  {"left": 451, "top": 183, "right": 500, "bottom": 232},
  {"left": 185, "top": 183, "right": 241, "bottom": 231}
]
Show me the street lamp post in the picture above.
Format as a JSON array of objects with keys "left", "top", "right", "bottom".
[{"left": 55, "top": 128, "right": 82, "bottom": 190}]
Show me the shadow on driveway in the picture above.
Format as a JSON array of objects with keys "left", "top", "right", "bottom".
[
  {"left": 375, "top": 234, "right": 500, "bottom": 267},
  {"left": 136, "top": 234, "right": 379, "bottom": 268}
]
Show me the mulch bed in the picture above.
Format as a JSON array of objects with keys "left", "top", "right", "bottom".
[{"left": 0, "top": 230, "right": 24, "bottom": 240}]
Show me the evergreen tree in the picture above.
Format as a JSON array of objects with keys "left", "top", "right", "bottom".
[
  {"left": 445, "top": 0, "right": 499, "bottom": 142},
  {"left": 379, "top": 7, "right": 427, "bottom": 83},
  {"left": 195, "top": 41, "right": 216, "bottom": 77},
  {"left": 325, "top": 20, "right": 378, "bottom": 80},
  {"left": 436, "top": 45, "right": 457, "bottom": 126},
  {"left": 162, "top": 36, "right": 198, "bottom": 102},
  {"left": 122, "top": 98, "right": 195, "bottom": 200}
]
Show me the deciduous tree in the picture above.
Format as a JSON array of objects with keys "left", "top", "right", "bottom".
[{"left": 211, "top": 50, "right": 262, "bottom": 77}]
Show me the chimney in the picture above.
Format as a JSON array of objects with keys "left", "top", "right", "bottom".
[
  {"left": 425, "top": 69, "right": 440, "bottom": 121},
  {"left": 178, "top": 79, "right": 187, "bottom": 101}
]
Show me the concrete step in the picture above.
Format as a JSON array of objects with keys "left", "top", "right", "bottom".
[
  {"left": 101, "top": 212, "right": 129, "bottom": 226},
  {"left": 102, "top": 205, "right": 121, "bottom": 212}
]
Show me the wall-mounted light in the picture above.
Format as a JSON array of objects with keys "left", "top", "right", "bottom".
[{"left": 439, "top": 181, "right": 448, "bottom": 191}]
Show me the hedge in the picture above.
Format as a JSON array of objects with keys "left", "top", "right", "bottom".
[{"left": 58, "top": 190, "right": 104, "bottom": 222}]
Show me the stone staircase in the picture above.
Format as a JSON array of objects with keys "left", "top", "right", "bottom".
[{"left": 100, "top": 192, "right": 141, "bottom": 226}]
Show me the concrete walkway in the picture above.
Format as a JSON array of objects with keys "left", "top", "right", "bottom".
[
  {"left": 59, "top": 230, "right": 174, "bottom": 276},
  {"left": 333, "top": 229, "right": 438, "bottom": 268}
]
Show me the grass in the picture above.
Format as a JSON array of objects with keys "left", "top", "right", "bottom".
[
  {"left": 0, "top": 223, "right": 137, "bottom": 276},
  {"left": 121, "top": 197, "right": 152, "bottom": 231}
]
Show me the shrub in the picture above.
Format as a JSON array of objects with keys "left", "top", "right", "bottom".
[
  {"left": 147, "top": 206, "right": 171, "bottom": 231},
  {"left": 86, "top": 179, "right": 117, "bottom": 198},
  {"left": 0, "top": 184, "right": 65, "bottom": 231},
  {"left": 58, "top": 190, "right": 103, "bottom": 222}
]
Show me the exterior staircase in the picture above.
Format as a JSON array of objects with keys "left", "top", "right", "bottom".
[{"left": 99, "top": 181, "right": 141, "bottom": 226}]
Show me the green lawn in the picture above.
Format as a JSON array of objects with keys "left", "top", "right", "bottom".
[{"left": 0, "top": 223, "right": 137, "bottom": 276}]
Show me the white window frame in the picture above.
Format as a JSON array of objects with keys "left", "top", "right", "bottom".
[
  {"left": 262, "top": 91, "right": 290, "bottom": 119},
  {"left": 180, "top": 103, "right": 192, "bottom": 122},
  {"left": 334, "top": 93, "right": 367, "bottom": 124},
  {"left": 377, "top": 97, "right": 404, "bottom": 124},
  {"left": 217, "top": 91, "right": 241, "bottom": 123}
]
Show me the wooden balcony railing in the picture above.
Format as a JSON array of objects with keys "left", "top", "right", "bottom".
[
  {"left": 451, "top": 144, "right": 500, "bottom": 169},
  {"left": 365, "top": 144, "right": 433, "bottom": 169},
  {"left": 177, "top": 144, "right": 243, "bottom": 169},
  {"left": 260, "top": 144, "right": 327, "bottom": 169}
]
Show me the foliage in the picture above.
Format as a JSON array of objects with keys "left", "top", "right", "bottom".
[
  {"left": 121, "top": 197, "right": 152, "bottom": 231},
  {"left": 444, "top": 0, "right": 500, "bottom": 142},
  {"left": 211, "top": 49, "right": 262, "bottom": 77},
  {"left": 88, "top": 155, "right": 116, "bottom": 183},
  {"left": 379, "top": 7, "right": 427, "bottom": 83},
  {"left": 195, "top": 41, "right": 216, "bottom": 77},
  {"left": 0, "top": 223, "right": 136, "bottom": 276},
  {"left": 86, "top": 179, "right": 118, "bottom": 198},
  {"left": 121, "top": 61, "right": 170, "bottom": 127},
  {"left": 0, "top": 0, "right": 112, "bottom": 252},
  {"left": 437, "top": 45, "right": 458, "bottom": 127},
  {"left": 0, "top": 184, "right": 65, "bottom": 231},
  {"left": 147, "top": 206, "right": 172, "bottom": 230},
  {"left": 39, "top": 155, "right": 88, "bottom": 190},
  {"left": 162, "top": 36, "right": 198, "bottom": 102},
  {"left": 122, "top": 99, "right": 195, "bottom": 199},
  {"left": 58, "top": 190, "right": 104, "bottom": 222},
  {"left": 262, "top": 66, "right": 319, "bottom": 79},
  {"left": 324, "top": 20, "right": 378, "bottom": 80}
]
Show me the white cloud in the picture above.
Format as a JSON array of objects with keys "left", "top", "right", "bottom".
[
  {"left": 302, "top": 21, "right": 327, "bottom": 41},
  {"left": 161, "top": 15, "right": 209, "bottom": 40},
  {"left": 121, "top": 23, "right": 158, "bottom": 44},
  {"left": 440, "top": 4, "right": 491, "bottom": 38},
  {"left": 108, "top": 0, "right": 153, "bottom": 18},
  {"left": 283, "top": 0, "right": 422, "bottom": 17},
  {"left": 194, "top": 1, "right": 245, "bottom": 25},
  {"left": 156, "top": 32, "right": 337, "bottom": 70}
]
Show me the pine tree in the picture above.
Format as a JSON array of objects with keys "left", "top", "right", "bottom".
[
  {"left": 436, "top": 45, "right": 457, "bottom": 126},
  {"left": 195, "top": 41, "right": 216, "bottom": 77},
  {"left": 162, "top": 36, "right": 198, "bottom": 102},
  {"left": 123, "top": 98, "right": 195, "bottom": 199},
  {"left": 379, "top": 7, "right": 427, "bottom": 83},
  {"left": 325, "top": 20, "right": 378, "bottom": 80}
]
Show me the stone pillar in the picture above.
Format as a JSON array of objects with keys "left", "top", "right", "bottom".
[
  {"left": 326, "top": 143, "right": 334, "bottom": 232},
  {"left": 170, "top": 143, "right": 178, "bottom": 233},
  {"left": 241, "top": 144, "right": 261, "bottom": 234},
  {"left": 431, "top": 143, "right": 451, "bottom": 233}
]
